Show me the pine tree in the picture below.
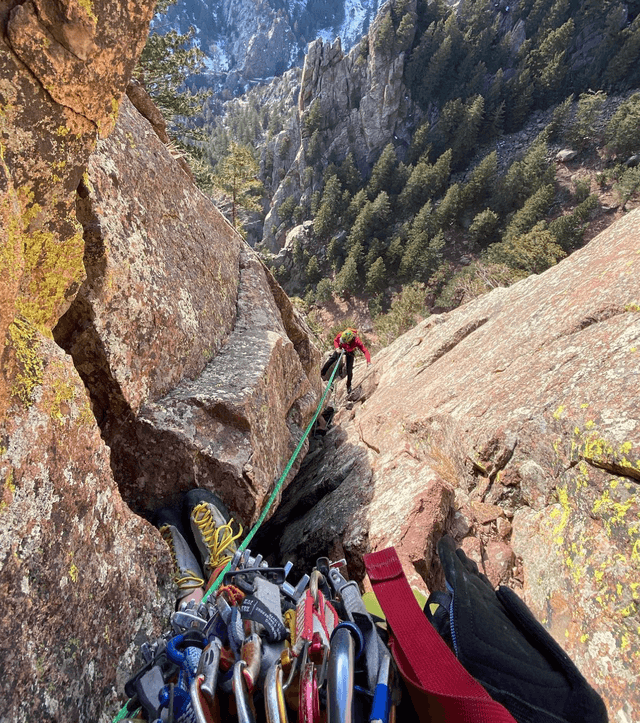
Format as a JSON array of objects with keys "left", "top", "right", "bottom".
[
  {"left": 461, "top": 151, "right": 497, "bottom": 210},
  {"left": 503, "top": 184, "right": 555, "bottom": 243},
  {"left": 314, "top": 175, "right": 343, "bottom": 239},
  {"left": 305, "top": 255, "right": 322, "bottom": 285},
  {"left": 367, "top": 144, "right": 398, "bottom": 199},
  {"left": 606, "top": 15, "right": 640, "bottom": 87},
  {"left": 366, "top": 256, "right": 387, "bottom": 294},
  {"left": 469, "top": 208, "right": 500, "bottom": 246},
  {"left": 406, "top": 121, "right": 431, "bottom": 165},
  {"left": 338, "top": 153, "right": 362, "bottom": 193},
  {"left": 136, "top": 0, "right": 210, "bottom": 135},
  {"left": 214, "top": 143, "right": 263, "bottom": 231},
  {"left": 334, "top": 251, "right": 361, "bottom": 297},
  {"left": 486, "top": 222, "right": 565, "bottom": 274},
  {"left": 605, "top": 93, "right": 640, "bottom": 158}
]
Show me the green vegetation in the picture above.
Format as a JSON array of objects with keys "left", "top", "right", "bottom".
[
  {"left": 175, "top": 0, "right": 640, "bottom": 346},
  {"left": 135, "top": 0, "right": 211, "bottom": 184},
  {"left": 213, "top": 143, "right": 263, "bottom": 233}
]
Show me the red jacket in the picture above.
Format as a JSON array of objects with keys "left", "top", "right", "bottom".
[{"left": 334, "top": 332, "right": 371, "bottom": 364}]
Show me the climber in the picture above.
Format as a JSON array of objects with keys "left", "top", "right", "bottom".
[
  {"left": 151, "top": 488, "right": 243, "bottom": 607},
  {"left": 321, "top": 327, "right": 371, "bottom": 394}
]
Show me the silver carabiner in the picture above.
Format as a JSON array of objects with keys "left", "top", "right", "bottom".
[
  {"left": 197, "top": 637, "right": 222, "bottom": 702},
  {"left": 264, "top": 661, "right": 289, "bottom": 723},
  {"left": 233, "top": 659, "right": 257, "bottom": 723},
  {"left": 327, "top": 626, "right": 355, "bottom": 723}
]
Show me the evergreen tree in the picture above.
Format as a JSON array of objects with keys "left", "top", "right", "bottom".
[
  {"left": 567, "top": 91, "right": 606, "bottom": 150},
  {"left": 367, "top": 144, "right": 399, "bottom": 199},
  {"left": 136, "top": 0, "right": 210, "bottom": 136},
  {"left": 334, "top": 251, "right": 361, "bottom": 297},
  {"left": 486, "top": 222, "right": 565, "bottom": 274},
  {"left": 461, "top": 151, "right": 497, "bottom": 210},
  {"left": 503, "top": 184, "right": 555, "bottom": 243},
  {"left": 344, "top": 189, "right": 369, "bottom": 227},
  {"left": 314, "top": 175, "right": 343, "bottom": 239},
  {"left": 366, "top": 256, "right": 387, "bottom": 294},
  {"left": 305, "top": 255, "right": 322, "bottom": 285},
  {"left": 606, "top": 14, "right": 640, "bottom": 87},
  {"left": 605, "top": 93, "right": 640, "bottom": 158},
  {"left": 436, "top": 183, "right": 462, "bottom": 227},
  {"left": 338, "top": 153, "right": 363, "bottom": 193},
  {"left": 214, "top": 143, "right": 263, "bottom": 231},
  {"left": 469, "top": 208, "right": 500, "bottom": 246},
  {"left": 406, "top": 120, "right": 431, "bottom": 165}
]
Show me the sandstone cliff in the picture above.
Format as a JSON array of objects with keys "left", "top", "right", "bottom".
[
  {"left": 0, "top": 0, "right": 169, "bottom": 720},
  {"left": 263, "top": 209, "right": 640, "bottom": 721},
  {"left": 0, "top": 1, "right": 323, "bottom": 721}
]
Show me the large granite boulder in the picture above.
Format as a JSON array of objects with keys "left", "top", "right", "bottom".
[{"left": 270, "top": 209, "right": 640, "bottom": 720}]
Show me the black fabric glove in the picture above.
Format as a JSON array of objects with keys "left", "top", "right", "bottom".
[{"left": 426, "top": 535, "right": 608, "bottom": 723}]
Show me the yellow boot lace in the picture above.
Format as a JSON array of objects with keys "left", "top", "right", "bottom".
[
  {"left": 191, "top": 503, "right": 244, "bottom": 570},
  {"left": 159, "top": 525, "right": 205, "bottom": 592}
]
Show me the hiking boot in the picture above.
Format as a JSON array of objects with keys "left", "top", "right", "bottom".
[
  {"left": 152, "top": 506, "right": 205, "bottom": 597},
  {"left": 183, "top": 489, "right": 243, "bottom": 580}
]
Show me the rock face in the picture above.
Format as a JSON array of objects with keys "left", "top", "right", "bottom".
[
  {"left": 165, "top": 0, "right": 382, "bottom": 86},
  {"left": 1, "top": 1, "right": 324, "bottom": 720},
  {"left": 54, "top": 96, "right": 323, "bottom": 525},
  {"left": 261, "top": 0, "right": 419, "bottom": 250},
  {"left": 267, "top": 209, "right": 640, "bottom": 720},
  {"left": 0, "top": 0, "right": 175, "bottom": 721}
]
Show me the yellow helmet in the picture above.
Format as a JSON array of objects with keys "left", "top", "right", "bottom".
[{"left": 341, "top": 329, "right": 356, "bottom": 343}]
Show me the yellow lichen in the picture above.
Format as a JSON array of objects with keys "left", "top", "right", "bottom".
[
  {"left": 76, "top": 0, "right": 97, "bottom": 23},
  {"left": 48, "top": 375, "right": 77, "bottom": 424},
  {"left": 68, "top": 563, "right": 79, "bottom": 583},
  {"left": 17, "top": 225, "right": 85, "bottom": 333},
  {"left": 553, "top": 485, "right": 571, "bottom": 545},
  {"left": 553, "top": 405, "right": 565, "bottom": 419},
  {"left": 8, "top": 318, "right": 44, "bottom": 406}
]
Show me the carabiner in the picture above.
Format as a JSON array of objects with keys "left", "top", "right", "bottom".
[
  {"left": 264, "top": 662, "right": 289, "bottom": 723},
  {"left": 232, "top": 660, "right": 257, "bottom": 723},
  {"left": 190, "top": 674, "right": 219, "bottom": 723},
  {"left": 327, "top": 625, "right": 357, "bottom": 723},
  {"left": 197, "top": 638, "right": 222, "bottom": 703}
]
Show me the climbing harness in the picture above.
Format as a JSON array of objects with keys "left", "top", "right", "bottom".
[{"left": 113, "top": 352, "right": 344, "bottom": 722}]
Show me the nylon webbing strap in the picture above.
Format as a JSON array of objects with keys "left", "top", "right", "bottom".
[
  {"left": 363, "top": 547, "right": 517, "bottom": 723},
  {"left": 201, "top": 350, "right": 344, "bottom": 603}
]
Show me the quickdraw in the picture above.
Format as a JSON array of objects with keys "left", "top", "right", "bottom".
[{"left": 120, "top": 547, "right": 397, "bottom": 723}]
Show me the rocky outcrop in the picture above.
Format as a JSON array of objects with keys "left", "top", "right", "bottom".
[
  {"left": 167, "top": 0, "right": 381, "bottom": 88},
  {"left": 266, "top": 209, "right": 640, "bottom": 719},
  {"left": 0, "top": 0, "right": 171, "bottom": 721},
  {"left": 243, "top": 13, "right": 297, "bottom": 79},
  {"left": 262, "top": 0, "right": 420, "bottom": 250},
  {"left": 1, "top": 0, "right": 323, "bottom": 719},
  {"left": 54, "top": 96, "right": 323, "bottom": 525}
]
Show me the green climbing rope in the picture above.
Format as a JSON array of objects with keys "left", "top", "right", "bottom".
[
  {"left": 112, "top": 350, "right": 343, "bottom": 722},
  {"left": 202, "top": 349, "right": 343, "bottom": 602}
]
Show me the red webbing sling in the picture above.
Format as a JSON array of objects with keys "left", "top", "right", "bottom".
[{"left": 364, "top": 547, "right": 517, "bottom": 723}]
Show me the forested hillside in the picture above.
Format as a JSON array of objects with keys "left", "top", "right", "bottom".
[{"left": 184, "top": 0, "right": 640, "bottom": 341}]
